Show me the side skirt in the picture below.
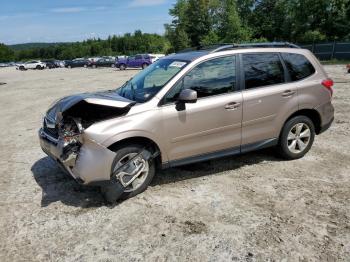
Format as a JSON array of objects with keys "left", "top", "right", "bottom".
[{"left": 162, "top": 138, "right": 278, "bottom": 169}]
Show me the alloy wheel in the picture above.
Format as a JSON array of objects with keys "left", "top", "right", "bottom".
[
  {"left": 113, "top": 153, "right": 149, "bottom": 193},
  {"left": 287, "top": 123, "right": 311, "bottom": 154}
]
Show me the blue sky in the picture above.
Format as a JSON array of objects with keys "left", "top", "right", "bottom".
[{"left": 0, "top": 0, "right": 176, "bottom": 44}]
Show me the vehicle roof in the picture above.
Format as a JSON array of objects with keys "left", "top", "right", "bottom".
[
  {"left": 165, "top": 51, "right": 209, "bottom": 62},
  {"left": 165, "top": 42, "right": 306, "bottom": 62}
]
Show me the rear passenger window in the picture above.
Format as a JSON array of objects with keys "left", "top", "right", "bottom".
[
  {"left": 281, "top": 53, "right": 315, "bottom": 81},
  {"left": 243, "top": 53, "right": 285, "bottom": 89}
]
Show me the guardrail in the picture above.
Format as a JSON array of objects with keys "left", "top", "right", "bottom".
[{"left": 300, "top": 42, "right": 350, "bottom": 61}]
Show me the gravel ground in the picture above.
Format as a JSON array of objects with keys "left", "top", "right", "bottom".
[{"left": 0, "top": 65, "right": 349, "bottom": 261}]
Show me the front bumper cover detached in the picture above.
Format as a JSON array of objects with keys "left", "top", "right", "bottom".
[
  {"left": 39, "top": 128, "right": 116, "bottom": 185},
  {"left": 39, "top": 128, "right": 157, "bottom": 202}
]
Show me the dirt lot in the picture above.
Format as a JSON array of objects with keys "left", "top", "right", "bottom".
[{"left": 0, "top": 65, "right": 349, "bottom": 261}]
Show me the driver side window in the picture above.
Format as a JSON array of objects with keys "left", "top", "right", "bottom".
[{"left": 164, "top": 55, "right": 236, "bottom": 103}]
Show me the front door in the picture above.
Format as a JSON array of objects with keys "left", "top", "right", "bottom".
[{"left": 160, "top": 55, "right": 243, "bottom": 162}]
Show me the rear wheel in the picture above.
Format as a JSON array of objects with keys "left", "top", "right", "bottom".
[
  {"left": 142, "top": 63, "right": 148, "bottom": 69},
  {"left": 36, "top": 65, "right": 41, "bottom": 70},
  {"left": 277, "top": 116, "right": 315, "bottom": 160},
  {"left": 119, "top": 64, "right": 126, "bottom": 70},
  {"left": 102, "top": 145, "right": 155, "bottom": 202}
]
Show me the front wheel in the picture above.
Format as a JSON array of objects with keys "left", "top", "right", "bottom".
[
  {"left": 102, "top": 145, "right": 155, "bottom": 202},
  {"left": 119, "top": 64, "right": 126, "bottom": 70},
  {"left": 277, "top": 115, "right": 315, "bottom": 160},
  {"left": 142, "top": 63, "right": 148, "bottom": 69}
]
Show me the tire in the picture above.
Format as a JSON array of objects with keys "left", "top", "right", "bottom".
[
  {"left": 119, "top": 64, "right": 126, "bottom": 70},
  {"left": 19, "top": 66, "right": 25, "bottom": 71},
  {"left": 111, "top": 64, "right": 116, "bottom": 68},
  {"left": 68, "top": 65, "right": 72, "bottom": 69},
  {"left": 92, "top": 64, "right": 96, "bottom": 69},
  {"left": 36, "top": 65, "right": 41, "bottom": 70},
  {"left": 348, "top": 68, "right": 350, "bottom": 74},
  {"left": 142, "top": 63, "right": 148, "bottom": 69},
  {"left": 277, "top": 115, "right": 315, "bottom": 160},
  {"left": 102, "top": 144, "right": 155, "bottom": 202}
]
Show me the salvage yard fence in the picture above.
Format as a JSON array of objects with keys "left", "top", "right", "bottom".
[{"left": 300, "top": 41, "right": 350, "bottom": 61}]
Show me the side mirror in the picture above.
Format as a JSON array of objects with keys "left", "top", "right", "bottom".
[{"left": 177, "top": 89, "right": 197, "bottom": 104}]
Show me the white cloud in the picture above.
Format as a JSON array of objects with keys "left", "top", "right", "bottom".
[
  {"left": 129, "top": 0, "right": 166, "bottom": 7},
  {"left": 50, "top": 7, "right": 86, "bottom": 13}
]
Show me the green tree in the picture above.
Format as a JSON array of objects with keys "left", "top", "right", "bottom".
[
  {"left": 165, "top": 0, "right": 190, "bottom": 51},
  {"left": 218, "top": 0, "right": 251, "bottom": 43},
  {"left": 0, "top": 43, "right": 14, "bottom": 62},
  {"left": 185, "top": 0, "right": 211, "bottom": 46}
]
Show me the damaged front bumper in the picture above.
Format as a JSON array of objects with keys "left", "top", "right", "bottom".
[{"left": 39, "top": 128, "right": 116, "bottom": 185}]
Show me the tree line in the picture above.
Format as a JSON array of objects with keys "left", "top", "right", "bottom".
[
  {"left": 1, "top": 0, "right": 350, "bottom": 62},
  {"left": 165, "top": 0, "right": 350, "bottom": 51}
]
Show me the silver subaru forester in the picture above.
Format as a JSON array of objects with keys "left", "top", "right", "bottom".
[{"left": 39, "top": 43, "right": 334, "bottom": 202}]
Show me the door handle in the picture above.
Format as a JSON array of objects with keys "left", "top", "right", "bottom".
[
  {"left": 282, "top": 90, "right": 296, "bottom": 97},
  {"left": 225, "top": 102, "right": 241, "bottom": 110}
]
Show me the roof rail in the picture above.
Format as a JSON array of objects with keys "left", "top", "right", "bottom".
[{"left": 210, "top": 42, "right": 301, "bottom": 53}]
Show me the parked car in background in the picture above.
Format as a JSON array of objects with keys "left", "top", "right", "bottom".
[
  {"left": 88, "top": 57, "right": 101, "bottom": 63},
  {"left": 116, "top": 54, "right": 154, "bottom": 70},
  {"left": 42, "top": 60, "right": 56, "bottom": 69},
  {"left": 88, "top": 57, "right": 116, "bottom": 68},
  {"left": 65, "top": 58, "right": 89, "bottom": 68},
  {"left": 150, "top": 54, "right": 165, "bottom": 62},
  {"left": 54, "top": 60, "right": 65, "bottom": 68},
  {"left": 16, "top": 60, "right": 46, "bottom": 70}
]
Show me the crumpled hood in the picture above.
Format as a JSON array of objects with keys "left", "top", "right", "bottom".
[{"left": 46, "top": 91, "right": 135, "bottom": 121}]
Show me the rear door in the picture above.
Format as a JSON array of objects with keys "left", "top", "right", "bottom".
[
  {"left": 127, "top": 56, "right": 136, "bottom": 67},
  {"left": 241, "top": 52, "right": 299, "bottom": 146},
  {"left": 161, "top": 55, "right": 243, "bottom": 162},
  {"left": 134, "top": 55, "right": 143, "bottom": 67}
]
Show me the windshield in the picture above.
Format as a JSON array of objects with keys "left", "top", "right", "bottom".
[{"left": 116, "top": 59, "right": 188, "bottom": 103}]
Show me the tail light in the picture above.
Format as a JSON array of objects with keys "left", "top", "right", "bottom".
[{"left": 322, "top": 79, "right": 334, "bottom": 96}]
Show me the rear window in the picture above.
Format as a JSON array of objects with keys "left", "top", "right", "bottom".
[
  {"left": 281, "top": 53, "right": 315, "bottom": 81},
  {"left": 243, "top": 53, "right": 285, "bottom": 89}
]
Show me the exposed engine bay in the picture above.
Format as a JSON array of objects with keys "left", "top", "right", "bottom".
[
  {"left": 39, "top": 90, "right": 158, "bottom": 202},
  {"left": 41, "top": 91, "right": 136, "bottom": 182}
]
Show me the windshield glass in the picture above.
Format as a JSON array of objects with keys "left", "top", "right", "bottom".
[{"left": 116, "top": 59, "right": 188, "bottom": 103}]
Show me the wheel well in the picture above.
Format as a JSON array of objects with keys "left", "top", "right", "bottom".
[
  {"left": 108, "top": 137, "right": 162, "bottom": 167},
  {"left": 286, "top": 109, "right": 322, "bottom": 134}
]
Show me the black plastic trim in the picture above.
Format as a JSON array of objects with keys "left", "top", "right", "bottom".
[
  {"left": 162, "top": 138, "right": 278, "bottom": 169},
  {"left": 241, "top": 138, "right": 278, "bottom": 154}
]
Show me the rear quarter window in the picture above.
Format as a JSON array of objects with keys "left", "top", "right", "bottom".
[{"left": 281, "top": 53, "right": 315, "bottom": 81}]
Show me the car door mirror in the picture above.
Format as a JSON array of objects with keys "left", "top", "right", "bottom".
[{"left": 178, "top": 89, "right": 197, "bottom": 104}]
